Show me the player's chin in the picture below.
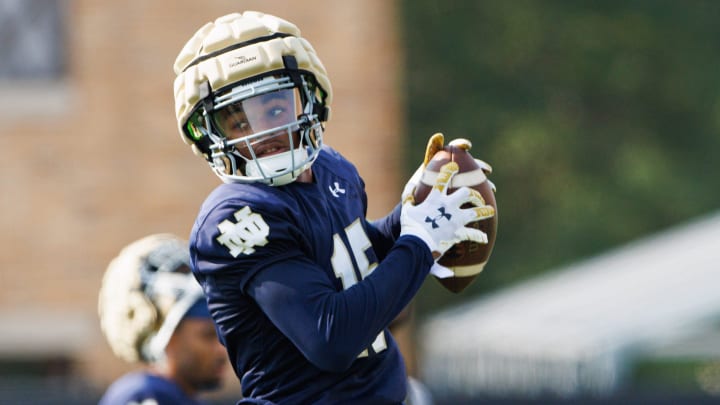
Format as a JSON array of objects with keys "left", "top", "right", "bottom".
[
  {"left": 197, "top": 375, "right": 224, "bottom": 391},
  {"left": 201, "top": 363, "right": 227, "bottom": 389}
]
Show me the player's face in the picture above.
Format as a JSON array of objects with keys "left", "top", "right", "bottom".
[
  {"left": 168, "top": 318, "right": 227, "bottom": 394},
  {"left": 213, "top": 88, "right": 301, "bottom": 160}
]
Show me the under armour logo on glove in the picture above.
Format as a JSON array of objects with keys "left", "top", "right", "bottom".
[
  {"left": 425, "top": 207, "right": 452, "bottom": 228},
  {"left": 400, "top": 162, "right": 491, "bottom": 258}
]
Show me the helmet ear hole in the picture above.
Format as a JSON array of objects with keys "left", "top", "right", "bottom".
[
  {"left": 214, "top": 155, "right": 235, "bottom": 175},
  {"left": 308, "top": 128, "right": 320, "bottom": 149}
]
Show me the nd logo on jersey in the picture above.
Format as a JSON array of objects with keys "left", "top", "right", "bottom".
[{"left": 217, "top": 206, "right": 270, "bottom": 257}]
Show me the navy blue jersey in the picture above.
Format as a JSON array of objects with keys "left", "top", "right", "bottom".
[
  {"left": 190, "top": 145, "right": 434, "bottom": 404},
  {"left": 98, "top": 372, "right": 206, "bottom": 405}
]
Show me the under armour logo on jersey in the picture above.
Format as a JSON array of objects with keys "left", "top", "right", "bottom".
[
  {"left": 216, "top": 206, "right": 270, "bottom": 257},
  {"left": 128, "top": 399, "right": 159, "bottom": 405},
  {"left": 328, "top": 182, "right": 346, "bottom": 198},
  {"left": 425, "top": 207, "right": 452, "bottom": 229}
]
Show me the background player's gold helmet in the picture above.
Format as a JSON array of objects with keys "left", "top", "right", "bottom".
[
  {"left": 98, "top": 234, "right": 203, "bottom": 363},
  {"left": 173, "top": 11, "right": 332, "bottom": 186}
]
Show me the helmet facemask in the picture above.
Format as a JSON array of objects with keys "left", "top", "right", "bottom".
[
  {"left": 138, "top": 254, "right": 203, "bottom": 363},
  {"left": 185, "top": 74, "right": 325, "bottom": 186}
]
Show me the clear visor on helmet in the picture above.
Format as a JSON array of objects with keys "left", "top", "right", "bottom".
[
  {"left": 182, "top": 74, "right": 324, "bottom": 185},
  {"left": 211, "top": 87, "right": 304, "bottom": 161}
]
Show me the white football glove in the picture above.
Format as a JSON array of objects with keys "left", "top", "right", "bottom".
[
  {"left": 429, "top": 262, "right": 454, "bottom": 279},
  {"left": 401, "top": 161, "right": 495, "bottom": 258}
]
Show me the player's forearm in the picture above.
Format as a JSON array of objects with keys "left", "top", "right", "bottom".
[
  {"left": 366, "top": 203, "right": 402, "bottom": 262},
  {"left": 369, "top": 203, "right": 402, "bottom": 241},
  {"left": 248, "top": 236, "right": 432, "bottom": 372},
  {"left": 302, "top": 236, "right": 432, "bottom": 370}
]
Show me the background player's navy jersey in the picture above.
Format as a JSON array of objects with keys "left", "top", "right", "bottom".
[
  {"left": 190, "top": 146, "right": 433, "bottom": 404},
  {"left": 98, "top": 371, "right": 206, "bottom": 405}
]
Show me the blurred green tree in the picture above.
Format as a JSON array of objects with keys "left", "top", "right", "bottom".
[{"left": 401, "top": 0, "right": 720, "bottom": 312}]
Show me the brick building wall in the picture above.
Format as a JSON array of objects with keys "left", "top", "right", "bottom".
[{"left": 0, "top": 0, "right": 408, "bottom": 398}]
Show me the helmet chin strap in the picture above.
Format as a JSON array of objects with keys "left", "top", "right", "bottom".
[{"left": 245, "top": 147, "right": 309, "bottom": 186}]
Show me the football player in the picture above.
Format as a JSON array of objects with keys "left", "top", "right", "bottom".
[
  {"left": 172, "top": 11, "right": 493, "bottom": 404},
  {"left": 98, "top": 234, "right": 227, "bottom": 405}
]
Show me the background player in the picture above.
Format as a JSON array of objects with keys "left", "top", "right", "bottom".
[
  {"left": 172, "top": 11, "right": 494, "bottom": 404},
  {"left": 98, "top": 234, "right": 228, "bottom": 405}
]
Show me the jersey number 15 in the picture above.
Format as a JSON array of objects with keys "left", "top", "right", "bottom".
[{"left": 331, "top": 219, "right": 388, "bottom": 357}]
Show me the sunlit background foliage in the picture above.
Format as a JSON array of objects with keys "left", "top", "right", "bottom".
[{"left": 401, "top": 0, "right": 720, "bottom": 312}]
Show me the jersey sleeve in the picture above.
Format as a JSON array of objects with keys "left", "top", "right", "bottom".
[
  {"left": 190, "top": 186, "right": 310, "bottom": 292},
  {"left": 246, "top": 234, "right": 433, "bottom": 372}
]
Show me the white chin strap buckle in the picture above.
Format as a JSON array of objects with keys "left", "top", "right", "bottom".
[{"left": 246, "top": 148, "right": 308, "bottom": 184}]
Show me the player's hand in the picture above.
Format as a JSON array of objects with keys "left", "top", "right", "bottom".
[
  {"left": 401, "top": 133, "right": 496, "bottom": 202},
  {"left": 401, "top": 133, "right": 446, "bottom": 204},
  {"left": 400, "top": 161, "right": 494, "bottom": 258}
]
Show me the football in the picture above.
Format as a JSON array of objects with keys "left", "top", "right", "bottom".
[{"left": 412, "top": 138, "right": 498, "bottom": 293}]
